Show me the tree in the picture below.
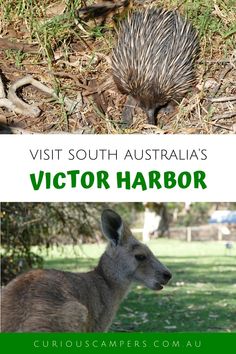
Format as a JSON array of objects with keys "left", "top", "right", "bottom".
[{"left": 0, "top": 202, "right": 105, "bottom": 285}]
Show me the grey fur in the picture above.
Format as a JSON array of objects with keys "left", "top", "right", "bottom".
[{"left": 1, "top": 209, "right": 171, "bottom": 332}]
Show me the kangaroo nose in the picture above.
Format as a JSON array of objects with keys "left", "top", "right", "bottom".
[{"left": 163, "top": 270, "right": 172, "bottom": 281}]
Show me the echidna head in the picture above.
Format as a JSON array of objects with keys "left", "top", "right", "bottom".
[
  {"left": 135, "top": 90, "right": 169, "bottom": 125},
  {"left": 138, "top": 99, "right": 159, "bottom": 125}
]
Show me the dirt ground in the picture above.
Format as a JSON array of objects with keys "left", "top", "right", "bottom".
[{"left": 0, "top": 0, "right": 235, "bottom": 134}]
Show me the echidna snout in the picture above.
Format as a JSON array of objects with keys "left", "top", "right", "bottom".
[{"left": 111, "top": 7, "right": 199, "bottom": 125}]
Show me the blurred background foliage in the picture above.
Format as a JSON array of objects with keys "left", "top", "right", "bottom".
[
  {"left": 1, "top": 202, "right": 236, "bottom": 285},
  {"left": 1, "top": 202, "right": 103, "bottom": 284}
]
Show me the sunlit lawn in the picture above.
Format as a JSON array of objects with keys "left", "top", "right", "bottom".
[{"left": 36, "top": 239, "right": 236, "bottom": 332}]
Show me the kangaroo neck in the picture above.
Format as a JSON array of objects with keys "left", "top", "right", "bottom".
[
  {"left": 95, "top": 252, "right": 132, "bottom": 301},
  {"left": 86, "top": 253, "right": 131, "bottom": 331}
]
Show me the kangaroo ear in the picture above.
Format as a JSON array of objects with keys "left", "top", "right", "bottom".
[{"left": 101, "top": 209, "right": 124, "bottom": 246}]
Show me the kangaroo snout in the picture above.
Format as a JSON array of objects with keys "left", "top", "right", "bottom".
[
  {"left": 153, "top": 270, "right": 172, "bottom": 291},
  {"left": 150, "top": 262, "right": 172, "bottom": 291},
  {"left": 158, "top": 264, "right": 172, "bottom": 285},
  {"left": 162, "top": 269, "right": 172, "bottom": 283}
]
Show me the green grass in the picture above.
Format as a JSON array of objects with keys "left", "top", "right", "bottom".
[
  {"left": 35, "top": 239, "right": 236, "bottom": 332},
  {"left": 1, "top": 0, "right": 235, "bottom": 61}
]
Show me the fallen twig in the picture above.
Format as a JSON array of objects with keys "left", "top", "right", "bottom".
[
  {"left": 78, "top": 1, "right": 130, "bottom": 20},
  {"left": 0, "top": 74, "right": 82, "bottom": 117},
  {"left": 207, "top": 121, "right": 233, "bottom": 131},
  {"left": 209, "top": 96, "right": 236, "bottom": 103},
  {"left": 0, "top": 38, "right": 39, "bottom": 53},
  {"left": 212, "top": 111, "right": 236, "bottom": 120}
]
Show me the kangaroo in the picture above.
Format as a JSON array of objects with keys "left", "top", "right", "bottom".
[{"left": 1, "top": 209, "right": 172, "bottom": 332}]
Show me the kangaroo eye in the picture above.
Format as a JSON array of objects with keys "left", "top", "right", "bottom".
[{"left": 135, "top": 254, "right": 146, "bottom": 261}]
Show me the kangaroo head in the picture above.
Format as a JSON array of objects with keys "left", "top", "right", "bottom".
[{"left": 101, "top": 209, "right": 172, "bottom": 290}]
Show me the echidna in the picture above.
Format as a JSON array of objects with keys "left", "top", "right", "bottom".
[{"left": 111, "top": 7, "right": 199, "bottom": 125}]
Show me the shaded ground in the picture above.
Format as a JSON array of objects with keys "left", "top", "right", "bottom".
[
  {"left": 0, "top": 0, "right": 235, "bottom": 134},
  {"left": 40, "top": 240, "right": 236, "bottom": 332}
]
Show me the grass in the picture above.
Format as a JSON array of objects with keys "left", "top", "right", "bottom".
[
  {"left": 0, "top": 0, "right": 235, "bottom": 133},
  {"left": 35, "top": 239, "right": 236, "bottom": 332}
]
